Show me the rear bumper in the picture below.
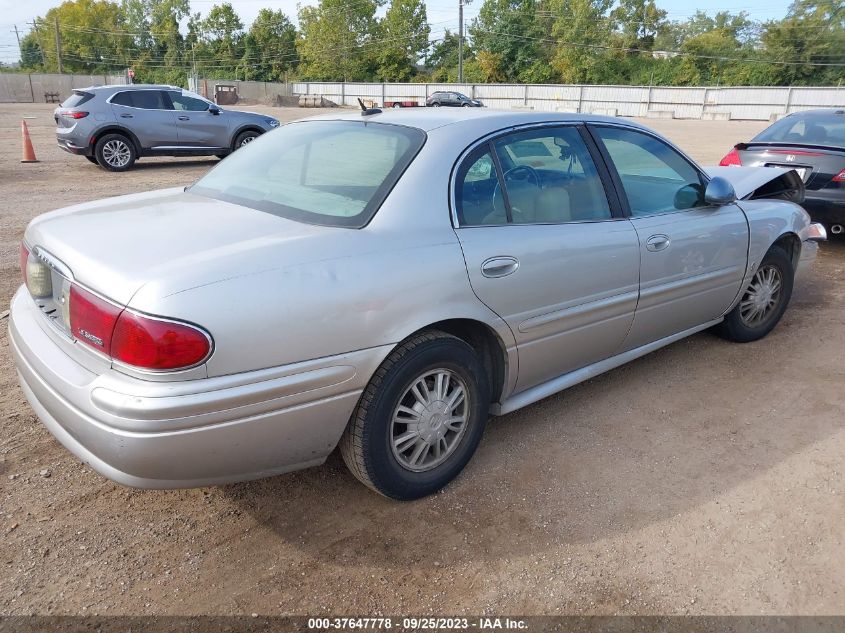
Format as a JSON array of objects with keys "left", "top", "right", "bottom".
[
  {"left": 9, "top": 288, "right": 387, "bottom": 489},
  {"left": 56, "top": 137, "right": 93, "bottom": 156},
  {"left": 802, "top": 192, "right": 845, "bottom": 226}
]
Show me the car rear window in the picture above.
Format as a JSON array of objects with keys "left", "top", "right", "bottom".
[
  {"left": 754, "top": 112, "right": 845, "bottom": 146},
  {"left": 61, "top": 91, "right": 94, "bottom": 108},
  {"left": 190, "top": 120, "right": 426, "bottom": 228}
]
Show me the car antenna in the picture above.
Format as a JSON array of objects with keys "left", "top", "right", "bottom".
[{"left": 357, "top": 97, "right": 382, "bottom": 116}]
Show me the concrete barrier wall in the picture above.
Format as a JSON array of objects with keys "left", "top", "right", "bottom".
[
  {"left": 290, "top": 81, "right": 845, "bottom": 121},
  {"left": 0, "top": 73, "right": 127, "bottom": 103},
  {"left": 193, "top": 78, "right": 293, "bottom": 103}
]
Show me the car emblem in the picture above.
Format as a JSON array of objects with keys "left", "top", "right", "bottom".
[{"left": 786, "top": 154, "right": 796, "bottom": 162}]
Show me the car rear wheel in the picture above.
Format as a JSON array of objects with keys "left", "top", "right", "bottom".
[
  {"left": 234, "top": 130, "right": 260, "bottom": 149},
  {"left": 716, "top": 245, "right": 793, "bottom": 343},
  {"left": 95, "top": 134, "right": 136, "bottom": 172},
  {"left": 340, "top": 330, "right": 489, "bottom": 500},
  {"left": 393, "top": 103, "right": 402, "bottom": 108},
  {"left": 431, "top": 103, "right": 440, "bottom": 107}
]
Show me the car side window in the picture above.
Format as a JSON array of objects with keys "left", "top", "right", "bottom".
[
  {"left": 169, "top": 91, "right": 209, "bottom": 112},
  {"left": 129, "top": 90, "right": 171, "bottom": 110},
  {"left": 110, "top": 91, "right": 133, "bottom": 107},
  {"left": 455, "top": 127, "right": 612, "bottom": 226},
  {"left": 456, "top": 146, "right": 503, "bottom": 225},
  {"left": 592, "top": 126, "right": 706, "bottom": 217}
]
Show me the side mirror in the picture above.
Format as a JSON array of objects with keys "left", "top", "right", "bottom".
[
  {"left": 704, "top": 176, "right": 736, "bottom": 206},
  {"left": 209, "top": 106, "right": 221, "bottom": 115}
]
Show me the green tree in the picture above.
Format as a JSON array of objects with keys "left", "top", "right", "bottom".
[
  {"left": 375, "top": 0, "right": 429, "bottom": 81},
  {"left": 470, "top": 0, "right": 554, "bottom": 82},
  {"left": 547, "top": 0, "right": 615, "bottom": 83},
  {"left": 761, "top": 0, "right": 845, "bottom": 85},
  {"left": 611, "top": 0, "right": 667, "bottom": 50},
  {"left": 241, "top": 9, "right": 298, "bottom": 81},
  {"left": 297, "top": 0, "right": 381, "bottom": 81},
  {"left": 31, "top": 0, "right": 133, "bottom": 73}
]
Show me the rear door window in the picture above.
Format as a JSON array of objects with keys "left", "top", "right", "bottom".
[
  {"left": 116, "top": 90, "right": 171, "bottom": 110},
  {"left": 110, "top": 91, "right": 134, "bottom": 107}
]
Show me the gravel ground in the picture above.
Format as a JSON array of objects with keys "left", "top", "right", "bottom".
[{"left": 0, "top": 103, "right": 843, "bottom": 617}]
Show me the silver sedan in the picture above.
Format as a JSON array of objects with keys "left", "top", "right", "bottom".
[{"left": 10, "top": 109, "right": 826, "bottom": 499}]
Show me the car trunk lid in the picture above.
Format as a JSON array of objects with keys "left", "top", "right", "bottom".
[
  {"left": 24, "top": 187, "right": 339, "bottom": 307},
  {"left": 735, "top": 142, "right": 845, "bottom": 190}
]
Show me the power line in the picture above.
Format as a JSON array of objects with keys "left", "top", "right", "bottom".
[{"left": 473, "top": 27, "right": 845, "bottom": 67}]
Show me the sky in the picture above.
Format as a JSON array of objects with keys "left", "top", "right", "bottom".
[{"left": 0, "top": 0, "right": 797, "bottom": 65}]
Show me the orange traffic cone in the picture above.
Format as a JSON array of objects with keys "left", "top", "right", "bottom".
[{"left": 21, "top": 120, "right": 38, "bottom": 163}]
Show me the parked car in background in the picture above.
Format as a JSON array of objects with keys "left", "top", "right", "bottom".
[
  {"left": 719, "top": 109, "right": 845, "bottom": 235},
  {"left": 55, "top": 84, "right": 280, "bottom": 171},
  {"left": 425, "top": 91, "right": 483, "bottom": 107},
  {"left": 12, "top": 110, "right": 825, "bottom": 501}
]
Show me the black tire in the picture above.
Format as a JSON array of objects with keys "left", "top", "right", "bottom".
[
  {"left": 94, "top": 133, "right": 136, "bottom": 172},
  {"left": 215, "top": 153, "right": 228, "bottom": 160},
  {"left": 462, "top": 103, "right": 471, "bottom": 107},
  {"left": 84, "top": 156, "right": 98, "bottom": 164},
  {"left": 716, "top": 245, "right": 794, "bottom": 343},
  {"left": 340, "top": 330, "right": 490, "bottom": 500},
  {"left": 234, "top": 130, "right": 260, "bottom": 150},
  {"left": 392, "top": 103, "right": 402, "bottom": 108},
  {"left": 431, "top": 102, "right": 440, "bottom": 107}
]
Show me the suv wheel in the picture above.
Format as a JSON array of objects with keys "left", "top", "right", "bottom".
[
  {"left": 85, "top": 156, "right": 98, "bottom": 164},
  {"left": 95, "top": 134, "right": 136, "bottom": 171},
  {"left": 234, "top": 130, "right": 260, "bottom": 149}
]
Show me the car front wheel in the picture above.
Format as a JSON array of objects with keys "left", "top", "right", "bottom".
[
  {"left": 95, "top": 134, "right": 136, "bottom": 171},
  {"left": 340, "top": 330, "right": 489, "bottom": 500},
  {"left": 234, "top": 130, "right": 260, "bottom": 149},
  {"left": 716, "top": 245, "right": 794, "bottom": 342}
]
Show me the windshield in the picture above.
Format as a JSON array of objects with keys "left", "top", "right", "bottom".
[
  {"left": 190, "top": 120, "right": 425, "bottom": 228},
  {"left": 754, "top": 112, "right": 845, "bottom": 146}
]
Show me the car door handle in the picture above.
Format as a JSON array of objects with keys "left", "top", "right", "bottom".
[
  {"left": 177, "top": 115, "right": 190, "bottom": 121},
  {"left": 481, "top": 256, "right": 519, "bottom": 278},
  {"left": 646, "top": 235, "right": 671, "bottom": 252},
  {"left": 120, "top": 114, "right": 133, "bottom": 119}
]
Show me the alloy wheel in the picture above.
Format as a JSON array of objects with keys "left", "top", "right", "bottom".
[
  {"left": 102, "top": 139, "right": 131, "bottom": 168},
  {"left": 390, "top": 369, "right": 469, "bottom": 472},
  {"left": 739, "top": 264, "right": 783, "bottom": 327}
]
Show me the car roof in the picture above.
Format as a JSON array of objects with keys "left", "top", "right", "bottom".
[
  {"left": 303, "top": 108, "right": 650, "bottom": 134},
  {"left": 783, "top": 108, "right": 845, "bottom": 118},
  {"left": 78, "top": 84, "right": 182, "bottom": 94}
]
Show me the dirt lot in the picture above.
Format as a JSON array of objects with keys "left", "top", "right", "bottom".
[{"left": 1, "top": 103, "right": 843, "bottom": 617}]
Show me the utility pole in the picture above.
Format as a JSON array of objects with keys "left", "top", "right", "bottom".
[
  {"left": 458, "top": 0, "right": 464, "bottom": 83},
  {"left": 458, "top": 0, "right": 471, "bottom": 83},
  {"left": 54, "top": 17, "right": 62, "bottom": 73},
  {"left": 29, "top": 20, "right": 47, "bottom": 65},
  {"left": 11, "top": 25, "right": 21, "bottom": 61}
]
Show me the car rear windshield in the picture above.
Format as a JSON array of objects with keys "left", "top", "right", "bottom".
[
  {"left": 190, "top": 120, "right": 426, "bottom": 228},
  {"left": 754, "top": 112, "right": 845, "bottom": 146},
  {"left": 61, "top": 91, "right": 94, "bottom": 108}
]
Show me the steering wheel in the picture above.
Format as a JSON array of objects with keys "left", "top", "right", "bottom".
[{"left": 492, "top": 165, "right": 542, "bottom": 220}]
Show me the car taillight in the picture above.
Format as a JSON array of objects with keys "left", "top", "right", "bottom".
[
  {"left": 111, "top": 312, "right": 211, "bottom": 370},
  {"left": 69, "top": 285, "right": 122, "bottom": 355},
  {"left": 61, "top": 110, "right": 89, "bottom": 119},
  {"left": 20, "top": 243, "right": 30, "bottom": 284},
  {"left": 832, "top": 169, "right": 845, "bottom": 183},
  {"left": 719, "top": 148, "right": 742, "bottom": 167}
]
